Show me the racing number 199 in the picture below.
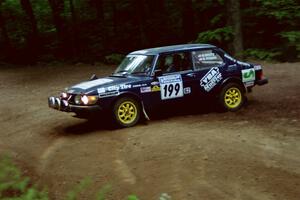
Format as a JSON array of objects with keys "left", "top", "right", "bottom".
[{"left": 163, "top": 83, "right": 180, "bottom": 97}]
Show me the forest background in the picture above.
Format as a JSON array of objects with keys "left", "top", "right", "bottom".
[{"left": 0, "top": 0, "right": 299, "bottom": 64}]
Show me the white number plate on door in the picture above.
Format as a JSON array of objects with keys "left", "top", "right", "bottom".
[{"left": 158, "top": 74, "right": 183, "bottom": 100}]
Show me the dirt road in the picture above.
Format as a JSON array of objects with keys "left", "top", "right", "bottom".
[{"left": 0, "top": 62, "right": 299, "bottom": 200}]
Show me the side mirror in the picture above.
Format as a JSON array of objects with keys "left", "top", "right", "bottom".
[{"left": 154, "top": 69, "right": 162, "bottom": 78}]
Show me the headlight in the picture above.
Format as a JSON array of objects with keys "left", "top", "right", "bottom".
[{"left": 80, "top": 95, "right": 98, "bottom": 105}]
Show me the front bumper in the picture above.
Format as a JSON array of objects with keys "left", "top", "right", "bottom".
[{"left": 48, "top": 97, "right": 102, "bottom": 113}]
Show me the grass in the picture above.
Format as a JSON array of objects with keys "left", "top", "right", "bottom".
[{"left": 0, "top": 156, "right": 171, "bottom": 200}]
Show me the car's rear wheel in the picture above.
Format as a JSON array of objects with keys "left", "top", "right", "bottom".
[
  {"left": 113, "top": 97, "right": 141, "bottom": 128},
  {"left": 219, "top": 83, "right": 245, "bottom": 111}
]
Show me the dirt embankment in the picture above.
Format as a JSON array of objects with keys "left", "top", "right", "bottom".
[{"left": 0, "top": 62, "right": 299, "bottom": 200}]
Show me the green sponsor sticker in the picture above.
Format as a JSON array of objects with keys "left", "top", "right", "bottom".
[{"left": 242, "top": 68, "right": 255, "bottom": 82}]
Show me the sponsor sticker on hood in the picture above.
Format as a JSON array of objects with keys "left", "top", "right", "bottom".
[{"left": 72, "top": 78, "right": 113, "bottom": 90}]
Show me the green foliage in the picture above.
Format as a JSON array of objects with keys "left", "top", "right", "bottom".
[
  {"left": 256, "top": 0, "right": 300, "bottom": 22},
  {"left": 127, "top": 195, "right": 139, "bottom": 200},
  {"left": 96, "top": 184, "right": 111, "bottom": 200},
  {"left": 195, "top": 27, "right": 233, "bottom": 43},
  {"left": 0, "top": 156, "right": 49, "bottom": 200},
  {"left": 242, "top": 49, "right": 281, "bottom": 61},
  {"left": 0, "top": 156, "right": 165, "bottom": 200},
  {"left": 279, "top": 31, "right": 300, "bottom": 54},
  {"left": 210, "top": 14, "right": 223, "bottom": 25},
  {"left": 65, "top": 178, "right": 92, "bottom": 200},
  {"left": 0, "top": 0, "right": 299, "bottom": 62}
]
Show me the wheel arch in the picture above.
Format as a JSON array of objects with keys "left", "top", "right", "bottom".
[
  {"left": 110, "top": 91, "right": 149, "bottom": 120},
  {"left": 219, "top": 77, "right": 246, "bottom": 93}
]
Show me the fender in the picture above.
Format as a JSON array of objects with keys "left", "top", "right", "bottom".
[
  {"left": 218, "top": 77, "right": 246, "bottom": 93},
  {"left": 111, "top": 91, "right": 150, "bottom": 120}
]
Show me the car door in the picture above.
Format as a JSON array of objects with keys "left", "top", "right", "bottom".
[
  {"left": 152, "top": 51, "right": 200, "bottom": 108},
  {"left": 190, "top": 49, "right": 226, "bottom": 96}
]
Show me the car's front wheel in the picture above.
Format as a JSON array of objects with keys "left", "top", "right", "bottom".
[
  {"left": 219, "top": 83, "right": 245, "bottom": 111},
  {"left": 113, "top": 97, "right": 141, "bottom": 128}
]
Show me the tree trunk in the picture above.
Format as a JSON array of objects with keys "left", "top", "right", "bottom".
[
  {"left": 48, "top": 0, "right": 66, "bottom": 57},
  {"left": 181, "top": 0, "right": 195, "bottom": 42},
  {"left": 0, "top": 2, "right": 13, "bottom": 61},
  {"left": 227, "top": 0, "right": 244, "bottom": 57},
  {"left": 69, "top": 0, "right": 78, "bottom": 58},
  {"left": 111, "top": 0, "right": 117, "bottom": 38},
  {"left": 146, "top": 0, "right": 170, "bottom": 45},
  {"left": 0, "top": 7, "right": 10, "bottom": 47},
  {"left": 20, "top": 0, "right": 39, "bottom": 62},
  {"left": 89, "top": 0, "right": 106, "bottom": 52},
  {"left": 93, "top": 0, "right": 104, "bottom": 26},
  {"left": 20, "top": 0, "right": 38, "bottom": 37},
  {"left": 133, "top": 0, "right": 147, "bottom": 47}
]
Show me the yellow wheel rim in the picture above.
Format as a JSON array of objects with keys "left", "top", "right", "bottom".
[
  {"left": 224, "top": 87, "right": 242, "bottom": 109},
  {"left": 117, "top": 101, "right": 137, "bottom": 124}
]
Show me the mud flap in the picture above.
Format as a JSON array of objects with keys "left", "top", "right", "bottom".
[{"left": 141, "top": 101, "right": 150, "bottom": 120}]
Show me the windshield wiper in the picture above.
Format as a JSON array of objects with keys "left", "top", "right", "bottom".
[
  {"left": 114, "top": 70, "right": 129, "bottom": 74},
  {"left": 130, "top": 71, "right": 148, "bottom": 75}
]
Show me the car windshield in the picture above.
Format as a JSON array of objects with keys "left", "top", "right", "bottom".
[{"left": 114, "top": 55, "right": 154, "bottom": 75}]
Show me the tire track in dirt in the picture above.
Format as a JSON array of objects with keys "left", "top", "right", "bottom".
[
  {"left": 38, "top": 137, "right": 67, "bottom": 174},
  {"left": 114, "top": 159, "right": 136, "bottom": 185}
]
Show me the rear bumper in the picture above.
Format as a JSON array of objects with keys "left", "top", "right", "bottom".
[
  {"left": 256, "top": 77, "right": 268, "bottom": 86},
  {"left": 48, "top": 97, "right": 102, "bottom": 113}
]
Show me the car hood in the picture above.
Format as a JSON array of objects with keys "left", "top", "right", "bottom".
[{"left": 67, "top": 75, "right": 149, "bottom": 95}]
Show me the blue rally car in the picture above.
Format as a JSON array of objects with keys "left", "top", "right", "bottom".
[{"left": 48, "top": 44, "right": 268, "bottom": 127}]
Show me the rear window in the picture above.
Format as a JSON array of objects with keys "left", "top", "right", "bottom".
[{"left": 192, "top": 50, "right": 224, "bottom": 70}]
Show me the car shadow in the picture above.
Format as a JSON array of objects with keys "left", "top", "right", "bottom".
[
  {"left": 52, "top": 101, "right": 221, "bottom": 136},
  {"left": 147, "top": 100, "right": 218, "bottom": 121},
  {"left": 52, "top": 115, "right": 114, "bottom": 136}
]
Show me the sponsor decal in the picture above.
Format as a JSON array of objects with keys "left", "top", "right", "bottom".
[
  {"left": 99, "top": 91, "right": 119, "bottom": 98},
  {"left": 133, "top": 83, "right": 147, "bottom": 88},
  {"left": 106, "top": 84, "right": 131, "bottom": 91},
  {"left": 242, "top": 68, "right": 255, "bottom": 82},
  {"left": 244, "top": 81, "right": 254, "bottom": 87},
  {"left": 119, "top": 84, "right": 132, "bottom": 90},
  {"left": 159, "top": 74, "right": 182, "bottom": 84},
  {"left": 107, "top": 85, "right": 119, "bottom": 91},
  {"left": 151, "top": 81, "right": 159, "bottom": 86},
  {"left": 73, "top": 78, "right": 113, "bottom": 90},
  {"left": 197, "top": 52, "right": 218, "bottom": 61},
  {"left": 151, "top": 85, "right": 160, "bottom": 92},
  {"left": 254, "top": 65, "right": 262, "bottom": 70},
  {"left": 200, "top": 67, "right": 222, "bottom": 92},
  {"left": 97, "top": 88, "right": 105, "bottom": 94},
  {"left": 133, "top": 84, "right": 142, "bottom": 88},
  {"left": 184, "top": 87, "right": 191, "bottom": 94},
  {"left": 158, "top": 74, "right": 183, "bottom": 100},
  {"left": 140, "top": 86, "right": 151, "bottom": 93}
]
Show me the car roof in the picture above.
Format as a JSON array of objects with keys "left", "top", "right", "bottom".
[{"left": 129, "top": 43, "right": 216, "bottom": 55}]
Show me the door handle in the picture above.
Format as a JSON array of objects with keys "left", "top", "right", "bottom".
[{"left": 186, "top": 73, "right": 196, "bottom": 78}]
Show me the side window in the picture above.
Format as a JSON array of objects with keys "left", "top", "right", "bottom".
[
  {"left": 156, "top": 52, "right": 192, "bottom": 74},
  {"left": 192, "top": 50, "right": 224, "bottom": 70}
]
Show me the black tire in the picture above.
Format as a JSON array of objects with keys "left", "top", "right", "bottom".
[
  {"left": 112, "top": 97, "right": 141, "bottom": 128},
  {"left": 218, "top": 82, "right": 245, "bottom": 112}
]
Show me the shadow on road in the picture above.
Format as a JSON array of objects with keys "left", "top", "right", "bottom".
[
  {"left": 50, "top": 102, "right": 221, "bottom": 136},
  {"left": 52, "top": 116, "right": 113, "bottom": 136}
]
